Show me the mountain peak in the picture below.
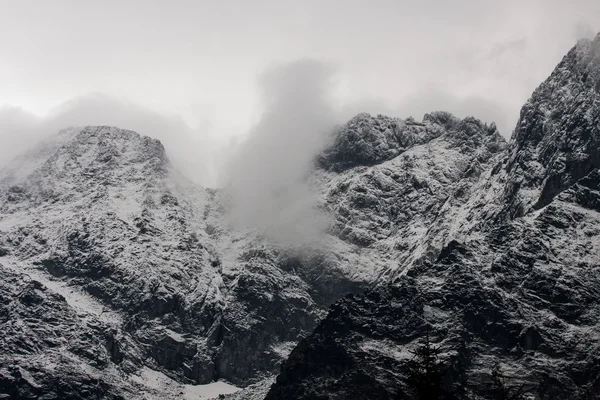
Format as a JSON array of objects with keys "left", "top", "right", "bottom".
[
  {"left": 500, "top": 32, "right": 600, "bottom": 215},
  {"left": 2, "top": 126, "right": 169, "bottom": 182},
  {"left": 0, "top": 126, "right": 172, "bottom": 213},
  {"left": 69, "top": 125, "right": 168, "bottom": 166},
  {"left": 317, "top": 112, "right": 505, "bottom": 172},
  {"left": 3, "top": 35, "right": 600, "bottom": 400},
  {"left": 264, "top": 36, "right": 600, "bottom": 400}
]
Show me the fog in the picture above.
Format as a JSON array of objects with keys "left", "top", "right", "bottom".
[
  {"left": 2, "top": 1, "right": 599, "bottom": 142},
  {"left": 223, "top": 60, "right": 336, "bottom": 243},
  {"left": 0, "top": 94, "right": 223, "bottom": 186}
]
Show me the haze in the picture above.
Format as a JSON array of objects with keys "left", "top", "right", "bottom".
[{"left": 0, "top": 0, "right": 599, "bottom": 187}]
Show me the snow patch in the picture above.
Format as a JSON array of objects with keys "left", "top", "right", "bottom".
[
  {"left": 270, "top": 341, "right": 297, "bottom": 359},
  {"left": 184, "top": 381, "right": 240, "bottom": 400},
  {"left": 130, "top": 367, "right": 240, "bottom": 400},
  {"left": 360, "top": 339, "right": 413, "bottom": 361},
  {"left": 1, "top": 258, "right": 123, "bottom": 326},
  {"left": 164, "top": 328, "right": 186, "bottom": 343}
]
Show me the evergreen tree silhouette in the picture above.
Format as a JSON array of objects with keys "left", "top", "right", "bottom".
[{"left": 400, "top": 328, "right": 455, "bottom": 400}]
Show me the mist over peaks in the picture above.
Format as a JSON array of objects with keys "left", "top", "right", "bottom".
[
  {"left": 223, "top": 59, "right": 337, "bottom": 245},
  {"left": 0, "top": 93, "right": 220, "bottom": 186}
]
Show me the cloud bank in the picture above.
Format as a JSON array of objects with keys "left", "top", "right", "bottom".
[{"left": 223, "top": 59, "right": 337, "bottom": 244}]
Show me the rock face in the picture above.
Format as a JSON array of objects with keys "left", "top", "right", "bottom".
[
  {"left": 0, "top": 117, "right": 503, "bottom": 398},
  {"left": 0, "top": 265, "right": 141, "bottom": 399},
  {"left": 313, "top": 112, "right": 505, "bottom": 278},
  {"left": 265, "top": 35, "right": 600, "bottom": 399},
  {"left": 0, "top": 97, "right": 507, "bottom": 398},
  {"left": 510, "top": 37, "right": 600, "bottom": 212},
  {"left": 470, "top": 35, "right": 600, "bottom": 224},
  {"left": 0, "top": 126, "right": 333, "bottom": 392},
  {"left": 2, "top": 35, "right": 599, "bottom": 400}
]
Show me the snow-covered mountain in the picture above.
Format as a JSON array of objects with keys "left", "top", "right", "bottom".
[
  {"left": 1, "top": 34, "right": 599, "bottom": 400},
  {"left": 0, "top": 125, "right": 331, "bottom": 393},
  {"left": 265, "top": 34, "right": 600, "bottom": 399},
  {"left": 0, "top": 121, "right": 504, "bottom": 398}
]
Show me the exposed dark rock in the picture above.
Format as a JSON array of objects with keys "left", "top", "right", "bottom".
[
  {"left": 265, "top": 34, "right": 600, "bottom": 400},
  {"left": 497, "top": 35, "right": 600, "bottom": 218},
  {"left": 0, "top": 265, "right": 139, "bottom": 399},
  {"left": 317, "top": 111, "right": 503, "bottom": 173}
]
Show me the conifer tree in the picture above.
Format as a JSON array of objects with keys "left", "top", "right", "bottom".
[{"left": 400, "top": 328, "right": 456, "bottom": 400}]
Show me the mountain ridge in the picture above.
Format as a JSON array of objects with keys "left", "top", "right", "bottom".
[
  {"left": 0, "top": 110, "right": 506, "bottom": 398},
  {"left": 264, "top": 33, "right": 600, "bottom": 400},
  {"left": 1, "top": 35, "right": 599, "bottom": 400}
]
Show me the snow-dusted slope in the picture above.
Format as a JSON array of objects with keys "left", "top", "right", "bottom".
[
  {"left": 265, "top": 34, "right": 600, "bottom": 400},
  {"left": 0, "top": 262, "right": 138, "bottom": 399},
  {"left": 313, "top": 112, "right": 506, "bottom": 281},
  {"left": 0, "top": 125, "right": 330, "bottom": 392},
  {"left": 457, "top": 34, "right": 600, "bottom": 228},
  {"left": 0, "top": 110, "right": 506, "bottom": 398},
  {"left": 3, "top": 35, "right": 598, "bottom": 400}
]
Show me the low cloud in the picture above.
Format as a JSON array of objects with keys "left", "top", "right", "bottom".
[
  {"left": 0, "top": 93, "right": 221, "bottom": 186},
  {"left": 223, "top": 59, "right": 336, "bottom": 245},
  {"left": 339, "top": 87, "right": 518, "bottom": 138},
  {"left": 0, "top": 106, "right": 44, "bottom": 168}
]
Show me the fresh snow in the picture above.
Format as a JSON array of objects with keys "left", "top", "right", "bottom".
[
  {"left": 1, "top": 258, "right": 123, "bottom": 326},
  {"left": 130, "top": 366, "right": 240, "bottom": 400}
]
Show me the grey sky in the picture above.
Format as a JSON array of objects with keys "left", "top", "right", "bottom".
[{"left": 0, "top": 0, "right": 599, "bottom": 185}]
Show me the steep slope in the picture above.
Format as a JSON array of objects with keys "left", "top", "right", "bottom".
[
  {"left": 0, "top": 108, "right": 506, "bottom": 397},
  {"left": 0, "top": 125, "right": 330, "bottom": 389},
  {"left": 3, "top": 35, "right": 595, "bottom": 399},
  {"left": 313, "top": 112, "right": 505, "bottom": 280},
  {"left": 265, "top": 35, "right": 600, "bottom": 399},
  {"left": 461, "top": 34, "right": 600, "bottom": 227},
  {"left": 0, "top": 258, "right": 243, "bottom": 400},
  {"left": 507, "top": 35, "right": 600, "bottom": 213},
  {"left": 0, "top": 264, "right": 138, "bottom": 399}
]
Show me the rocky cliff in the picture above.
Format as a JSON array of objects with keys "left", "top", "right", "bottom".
[
  {"left": 0, "top": 114, "right": 505, "bottom": 398},
  {"left": 265, "top": 34, "right": 600, "bottom": 400}
]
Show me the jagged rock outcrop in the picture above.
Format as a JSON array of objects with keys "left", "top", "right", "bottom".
[
  {"left": 0, "top": 265, "right": 142, "bottom": 399},
  {"left": 467, "top": 35, "right": 600, "bottom": 225},
  {"left": 265, "top": 34, "right": 600, "bottom": 400},
  {"left": 510, "top": 36, "right": 600, "bottom": 212},
  {"left": 313, "top": 112, "right": 506, "bottom": 279},
  {"left": 0, "top": 126, "right": 334, "bottom": 390},
  {"left": 0, "top": 102, "right": 506, "bottom": 398},
  {"left": 318, "top": 111, "right": 503, "bottom": 173}
]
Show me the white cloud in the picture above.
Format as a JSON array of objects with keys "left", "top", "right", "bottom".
[
  {"left": 1, "top": 0, "right": 598, "bottom": 146},
  {"left": 0, "top": 93, "right": 222, "bottom": 186},
  {"left": 223, "top": 59, "right": 336, "bottom": 244}
]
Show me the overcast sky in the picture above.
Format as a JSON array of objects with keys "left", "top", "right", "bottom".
[{"left": 0, "top": 0, "right": 599, "bottom": 185}]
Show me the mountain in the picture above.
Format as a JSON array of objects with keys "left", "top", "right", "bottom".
[
  {"left": 0, "top": 117, "right": 505, "bottom": 398},
  {"left": 313, "top": 111, "right": 505, "bottom": 279},
  {"left": 265, "top": 35, "right": 600, "bottom": 399},
  {"left": 0, "top": 125, "right": 332, "bottom": 394},
  {"left": 1, "top": 35, "right": 599, "bottom": 400}
]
